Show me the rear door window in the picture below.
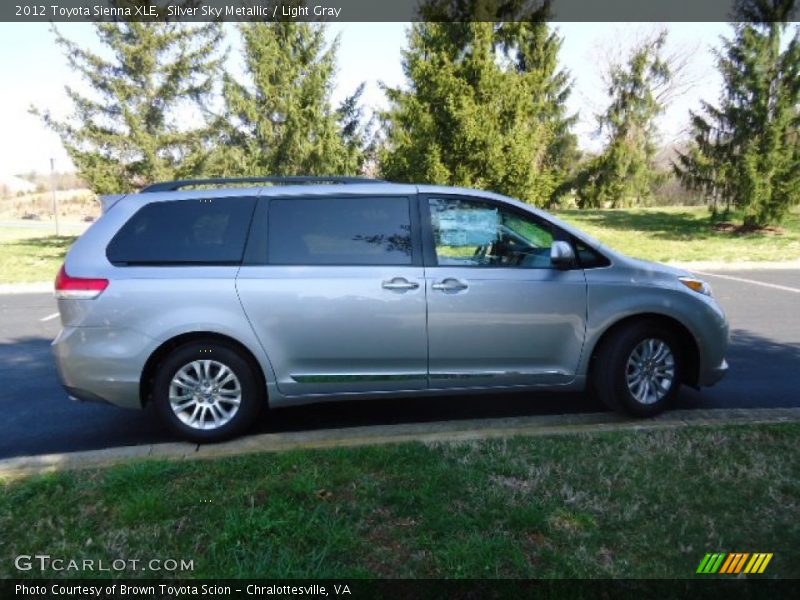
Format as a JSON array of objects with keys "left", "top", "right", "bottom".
[
  {"left": 106, "top": 197, "right": 256, "bottom": 265},
  {"left": 268, "top": 196, "right": 413, "bottom": 265}
]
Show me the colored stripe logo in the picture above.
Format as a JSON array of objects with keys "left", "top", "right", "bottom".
[{"left": 697, "top": 553, "right": 773, "bottom": 574}]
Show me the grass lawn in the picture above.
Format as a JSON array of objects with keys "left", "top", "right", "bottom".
[
  {"left": 555, "top": 206, "right": 800, "bottom": 263},
  {"left": 0, "top": 227, "right": 78, "bottom": 284},
  {"left": 1, "top": 423, "right": 798, "bottom": 579}
]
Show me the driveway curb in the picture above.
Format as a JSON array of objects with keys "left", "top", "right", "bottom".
[{"left": 2, "top": 407, "right": 799, "bottom": 479}]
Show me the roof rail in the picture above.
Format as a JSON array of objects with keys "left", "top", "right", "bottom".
[{"left": 140, "top": 176, "right": 385, "bottom": 194}]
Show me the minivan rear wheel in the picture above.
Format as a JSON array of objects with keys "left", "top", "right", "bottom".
[
  {"left": 153, "top": 341, "right": 263, "bottom": 443},
  {"left": 592, "top": 321, "right": 682, "bottom": 417}
]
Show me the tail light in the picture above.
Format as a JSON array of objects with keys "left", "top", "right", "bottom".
[{"left": 54, "top": 265, "right": 109, "bottom": 300}]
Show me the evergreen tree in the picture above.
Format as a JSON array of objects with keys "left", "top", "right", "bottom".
[
  {"left": 336, "top": 83, "right": 371, "bottom": 175},
  {"left": 499, "top": 21, "right": 580, "bottom": 203},
  {"left": 380, "top": 22, "right": 568, "bottom": 206},
  {"left": 211, "top": 23, "right": 365, "bottom": 177},
  {"left": 33, "top": 22, "right": 223, "bottom": 194},
  {"left": 577, "top": 31, "right": 671, "bottom": 208},
  {"left": 673, "top": 114, "right": 739, "bottom": 215},
  {"left": 675, "top": 0, "right": 800, "bottom": 227}
]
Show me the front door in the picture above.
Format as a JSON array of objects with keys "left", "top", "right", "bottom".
[
  {"left": 237, "top": 194, "right": 428, "bottom": 396},
  {"left": 422, "top": 195, "right": 587, "bottom": 389}
]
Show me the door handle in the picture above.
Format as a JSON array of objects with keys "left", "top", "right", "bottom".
[
  {"left": 432, "top": 278, "right": 469, "bottom": 292},
  {"left": 382, "top": 277, "right": 420, "bottom": 291}
]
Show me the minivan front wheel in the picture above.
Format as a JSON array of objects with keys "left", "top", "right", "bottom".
[
  {"left": 593, "top": 322, "right": 682, "bottom": 417},
  {"left": 153, "top": 341, "right": 263, "bottom": 442}
]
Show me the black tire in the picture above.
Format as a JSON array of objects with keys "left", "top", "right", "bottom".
[
  {"left": 152, "top": 340, "right": 264, "bottom": 443},
  {"left": 592, "top": 321, "right": 682, "bottom": 417}
]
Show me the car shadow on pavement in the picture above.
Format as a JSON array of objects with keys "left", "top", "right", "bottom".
[
  {"left": 0, "top": 336, "right": 170, "bottom": 460},
  {"left": 675, "top": 328, "right": 800, "bottom": 410},
  {"left": 259, "top": 390, "right": 603, "bottom": 436}
]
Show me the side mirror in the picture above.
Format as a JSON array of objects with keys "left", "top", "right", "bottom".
[{"left": 550, "top": 241, "right": 576, "bottom": 269}]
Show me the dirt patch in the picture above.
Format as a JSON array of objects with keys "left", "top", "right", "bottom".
[
  {"left": 490, "top": 475, "right": 534, "bottom": 493},
  {"left": 712, "top": 221, "right": 784, "bottom": 235},
  {"left": 549, "top": 514, "right": 582, "bottom": 533},
  {"left": 360, "top": 507, "right": 419, "bottom": 577},
  {"left": 521, "top": 531, "right": 549, "bottom": 567}
]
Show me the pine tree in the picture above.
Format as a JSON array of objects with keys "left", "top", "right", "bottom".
[
  {"left": 675, "top": 0, "right": 800, "bottom": 227},
  {"left": 379, "top": 22, "right": 564, "bottom": 206},
  {"left": 674, "top": 111, "right": 739, "bottom": 215},
  {"left": 211, "top": 23, "right": 365, "bottom": 177},
  {"left": 499, "top": 21, "right": 580, "bottom": 203},
  {"left": 33, "top": 22, "right": 223, "bottom": 194},
  {"left": 336, "top": 83, "right": 371, "bottom": 175},
  {"left": 577, "top": 31, "right": 671, "bottom": 208}
]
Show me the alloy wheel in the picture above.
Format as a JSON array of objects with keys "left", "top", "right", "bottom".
[
  {"left": 625, "top": 338, "right": 676, "bottom": 405},
  {"left": 168, "top": 360, "right": 242, "bottom": 430}
]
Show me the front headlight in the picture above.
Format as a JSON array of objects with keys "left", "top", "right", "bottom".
[{"left": 678, "top": 276, "right": 713, "bottom": 297}]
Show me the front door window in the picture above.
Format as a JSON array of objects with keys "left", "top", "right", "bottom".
[{"left": 428, "top": 197, "right": 554, "bottom": 269}]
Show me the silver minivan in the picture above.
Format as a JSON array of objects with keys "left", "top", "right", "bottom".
[{"left": 53, "top": 177, "right": 729, "bottom": 442}]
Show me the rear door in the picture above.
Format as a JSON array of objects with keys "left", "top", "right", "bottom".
[
  {"left": 236, "top": 193, "right": 428, "bottom": 396},
  {"left": 421, "top": 194, "right": 587, "bottom": 388}
]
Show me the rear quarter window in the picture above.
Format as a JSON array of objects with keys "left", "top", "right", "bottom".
[{"left": 106, "top": 197, "right": 256, "bottom": 265}]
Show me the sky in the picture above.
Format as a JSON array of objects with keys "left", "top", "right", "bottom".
[{"left": 0, "top": 22, "right": 731, "bottom": 175}]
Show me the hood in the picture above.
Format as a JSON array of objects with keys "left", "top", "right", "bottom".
[
  {"left": 616, "top": 254, "right": 692, "bottom": 278},
  {"left": 600, "top": 245, "right": 695, "bottom": 283}
]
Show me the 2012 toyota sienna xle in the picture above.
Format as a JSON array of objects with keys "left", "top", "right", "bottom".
[{"left": 52, "top": 176, "right": 729, "bottom": 442}]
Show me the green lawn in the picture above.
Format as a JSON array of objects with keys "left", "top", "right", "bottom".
[
  {"left": 555, "top": 206, "right": 800, "bottom": 263},
  {"left": 0, "top": 227, "right": 77, "bottom": 284},
  {"left": 1, "top": 423, "right": 798, "bottom": 579}
]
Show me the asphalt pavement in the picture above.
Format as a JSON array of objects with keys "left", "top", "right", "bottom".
[{"left": 1, "top": 269, "right": 798, "bottom": 459}]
